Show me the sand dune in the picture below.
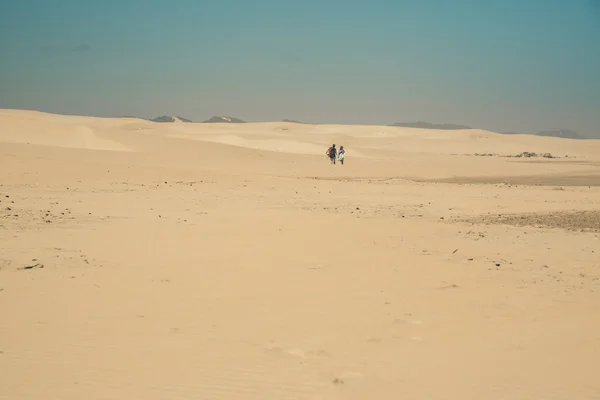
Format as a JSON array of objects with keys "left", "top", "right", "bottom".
[
  {"left": 0, "top": 110, "right": 131, "bottom": 151},
  {"left": 1, "top": 109, "right": 600, "bottom": 400}
]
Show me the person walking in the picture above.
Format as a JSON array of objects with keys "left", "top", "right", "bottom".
[
  {"left": 337, "top": 146, "right": 345, "bottom": 165},
  {"left": 326, "top": 144, "right": 337, "bottom": 165}
]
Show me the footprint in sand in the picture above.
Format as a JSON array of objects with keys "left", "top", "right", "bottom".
[
  {"left": 326, "top": 371, "right": 364, "bottom": 385},
  {"left": 265, "top": 345, "right": 330, "bottom": 360},
  {"left": 282, "top": 348, "right": 308, "bottom": 359},
  {"left": 265, "top": 345, "right": 306, "bottom": 359}
]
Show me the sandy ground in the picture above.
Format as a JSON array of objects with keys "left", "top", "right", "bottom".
[{"left": 1, "top": 109, "right": 600, "bottom": 400}]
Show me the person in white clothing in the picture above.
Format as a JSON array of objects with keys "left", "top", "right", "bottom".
[{"left": 337, "top": 146, "right": 345, "bottom": 165}]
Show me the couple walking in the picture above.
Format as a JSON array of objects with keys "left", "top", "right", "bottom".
[{"left": 326, "top": 144, "right": 345, "bottom": 165}]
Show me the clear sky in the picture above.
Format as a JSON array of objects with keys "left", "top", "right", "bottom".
[{"left": 1, "top": 0, "right": 599, "bottom": 136}]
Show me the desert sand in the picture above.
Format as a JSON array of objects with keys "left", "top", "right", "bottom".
[{"left": 1, "top": 109, "right": 600, "bottom": 399}]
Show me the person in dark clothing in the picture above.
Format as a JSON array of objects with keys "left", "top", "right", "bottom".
[{"left": 326, "top": 144, "right": 337, "bottom": 164}]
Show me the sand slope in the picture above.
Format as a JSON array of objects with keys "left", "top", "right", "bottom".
[
  {"left": 0, "top": 110, "right": 131, "bottom": 151},
  {"left": 1, "top": 109, "right": 600, "bottom": 400}
]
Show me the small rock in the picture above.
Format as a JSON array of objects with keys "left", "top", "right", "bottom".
[{"left": 21, "top": 263, "right": 44, "bottom": 270}]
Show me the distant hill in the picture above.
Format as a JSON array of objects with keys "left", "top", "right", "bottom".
[
  {"left": 282, "top": 119, "right": 310, "bottom": 124},
  {"left": 203, "top": 116, "right": 246, "bottom": 123},
  {"left": 150, "top": 115, "right": 192, "bottom": 123},
  {"left": 501, "top": 129, "right": 586, "bottom": 139},
  {"left": 535, "top": 129, "right": 585, "bottom": 139},
  {"left": 390, "top": 121, "right": 472, "bottom": 130},
  {"left": 390, "top": 122, "right": 587, "bottom": 139}
]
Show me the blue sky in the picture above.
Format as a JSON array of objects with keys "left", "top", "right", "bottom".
[{"left": 1, "top": 0, "right": 599, "bottom": 136}]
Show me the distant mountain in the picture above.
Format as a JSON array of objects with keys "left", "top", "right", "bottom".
[
  {"left": 389, "top": 121, "right": 472, "bottom": 130},
  {"left": 203, "top": 116, "right": 246, "bottom": 123},
  {"left": 282, "top": 119, "right": 310, "bottom": 124},
  {"left": 501, "top": 129, "right": 586, "bottom": 139},
  {"left": 150, "top": 115, "right": 192, "bottom": 123},
  {"left": 389, "top": 122, "right": 586, "bottom": 139},
  {"left": 535, "top": 129, "right": 585, "bottom": 139}
]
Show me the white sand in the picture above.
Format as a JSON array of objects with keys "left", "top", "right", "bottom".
[{"left": 1, "top": 109, "right": 600, "bottom": 399}]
